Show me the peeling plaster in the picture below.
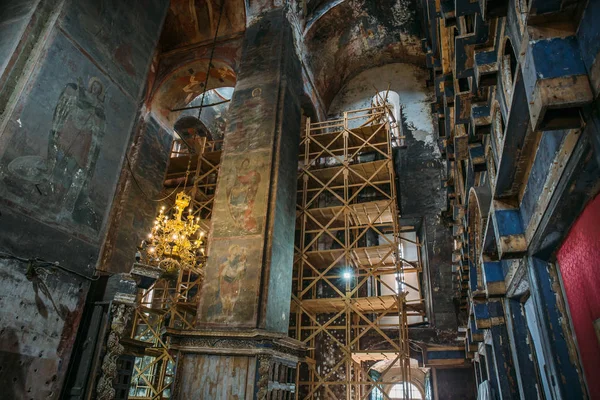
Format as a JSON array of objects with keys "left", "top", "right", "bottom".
[{"left": 329, "top": 63, "right": 439, "bottom": 156}]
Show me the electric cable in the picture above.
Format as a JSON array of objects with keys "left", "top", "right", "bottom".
[
  {"left": 0, "top": 251, "right": 99, "bottom": 281},
  {"left": 196, "top": 0, "right": 226, "bottom": 121}
]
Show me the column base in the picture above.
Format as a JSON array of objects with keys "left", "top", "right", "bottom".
[{"left": 169, "top": 329, "right": 305, "bottom": 399}]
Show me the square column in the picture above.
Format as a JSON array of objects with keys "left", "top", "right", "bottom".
[
  {"left": 197, "top": 8, "right": 302, "bottom": 333},
  {"left": 172, "top": 8, "right": 305, "bottom": 399}
]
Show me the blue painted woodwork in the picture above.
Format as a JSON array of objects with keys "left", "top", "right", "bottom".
[
  {"left": 504, "top": 298, "right": 539, "bottom": 399},
  {"left": 489, "top": 324, "right": 519, "bottom": 399},
  {"left": 494, "top": 209, "right": 523, "bottom": 236},
  {"left": 529, "top": 0, "right": 563, "bottom": 16},
  {"left": 455, "top": 0, "right": 480, "bottom": 16},
  {"left": 577, "top": 0, "right": 600, "bottom": 75},
  {"left": 527, "top": 257, "right": 585, "bottom": 399},
  {"left": 482, "top": 261, "right": 503, "bottom": 283},
  {"left": 530, "top": 37, "right": 587, "bottom": 80},
  {"left": 520, "top": 130, "right": 566, "bottom": 229}
]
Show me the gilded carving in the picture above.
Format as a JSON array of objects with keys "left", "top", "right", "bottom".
[
  {"left": 256, "top": 355, "right": 271, "bottom": 400},
  {"left": 96, "top": 303, "right": 133, "bottom": 400}
]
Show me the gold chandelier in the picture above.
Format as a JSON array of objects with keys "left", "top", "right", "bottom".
[{"left": 140, "top": 191, "right": 206, "bottom": 273}]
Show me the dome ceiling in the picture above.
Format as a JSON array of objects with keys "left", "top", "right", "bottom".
[{"left": 303, "top": 0, "right": 425, "bottom": 111}]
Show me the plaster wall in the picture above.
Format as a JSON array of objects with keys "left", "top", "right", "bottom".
[
  {"left": 0, "top": 258, "right": 86, "bottom": 400},
  {"left": 329, "top": 63, "right": 435, "bottom": 153},
  {"left": 100, "top": 115, "right": 173, "bottom": 274},
  {"left": 0, "top": 0, "right": 38, "bottom": 80}
]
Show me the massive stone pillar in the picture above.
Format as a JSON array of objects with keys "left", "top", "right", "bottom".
[{"left": 170, "top": 8, "right": 304, "bottom": 399}]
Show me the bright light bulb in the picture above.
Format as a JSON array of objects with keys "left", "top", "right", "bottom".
[
  {"left": 200, "top": 231, "right": 205, "bottom": 237},
  {"left": 172, "top": 234, "right": 178, "bottom": 240},
  {"left": 343, "top": 271, "right": 352, "bottom": 280},
  {"left": 148, "top": 233, "right": 153, "bottom": 238},
  {"left": 149, "top": 247, "right": 155, "bottom": 253}
]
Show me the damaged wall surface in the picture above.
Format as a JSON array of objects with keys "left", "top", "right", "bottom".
[{"left": 0, "top": 0, "right": 169, "bottom": 398}]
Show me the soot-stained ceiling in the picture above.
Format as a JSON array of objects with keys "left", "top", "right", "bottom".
[
  {"left": 153, "top": 0, "right": 425, "bottom": 120},
  {"left": 303, "top": 0, "right": 425, "bottom": 110},
  {"left": 158, "top": 0, "right": 246, "bottom": 53}
]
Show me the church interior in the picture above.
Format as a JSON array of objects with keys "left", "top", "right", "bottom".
[{"left": 1, "top": 0, "right": 599, "bottom": 399}]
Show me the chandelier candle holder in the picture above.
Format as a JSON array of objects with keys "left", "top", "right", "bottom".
[{"left": 139, "top": 191, "right": 206, "bottom": 274}]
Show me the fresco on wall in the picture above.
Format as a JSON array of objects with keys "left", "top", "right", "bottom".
[
  {"left": 7, "top": 77, "right": 107, "bottom": 218},
  {"left": 212, "top": 150, "right": 270, "bottom": 237},
  {"left": 158, "top": 0, "right": 245, "bottom": 53},
  {"left": 60, "top": 0, "right": 168, "bottom": 96},
  {"left": 227, "top": 158, "right": 262, "bottom": 232},
  {"left": 151, "top": 59, "right": 236, "bottom": 126},
  {"left": 198, "top": 237, "right": 263, "bottom": 326},
  {"left": 0, "top": 32, "right": 136, "bottom": 238},
  {"left": 223, "top": 85, "right": 278, "bottom": 152}
]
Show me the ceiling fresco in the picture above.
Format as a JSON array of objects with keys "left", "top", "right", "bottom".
[
  {"left": 152, "top": 0, "right": 425, "bottom": 121},
  {"left": 158, "top": 0, "right": 246, "bottom": 53},
  {"left": 150, "top": 59, "right": 237, "bottom": 127}
]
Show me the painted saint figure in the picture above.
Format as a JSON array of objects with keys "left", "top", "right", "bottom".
[
  {"left": 5, "top": 77, "right": 106, "bottom": 223},
  {"left": 47, "top": 77, "right": 106, "bottom": 216},
  {"left": 227, "top": 158, "right": 260, "bottom": 233},
  {"left": 217, "top": 244, "right": 247, "bottom": 319}
]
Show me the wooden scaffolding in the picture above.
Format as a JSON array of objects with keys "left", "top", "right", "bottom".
[
  {"left": 126, "top": 135, "right": 222, "bottom": 399},
  {"left": 291, "top": 105, "right": 419, "bottom": 399}
]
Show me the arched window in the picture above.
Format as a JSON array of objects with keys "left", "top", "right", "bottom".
[
  {"left": 373, "top": 91, "right": 403, "bottom": 147},
  {"left": 485, "top": 144, "right": 497, "bottom": 190},
  {"left": 389, "top": 382, "right": 423, "bottom": 399},
  {"left": 468, "top": 187, "right": 492, "bottom": 294},
  {"left": 500, "top": 38, "right": 518, "bottom": 104},
  {"left": 491, "top": 101, "right": 504, "bottom": 157}
]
